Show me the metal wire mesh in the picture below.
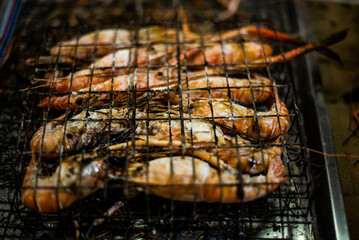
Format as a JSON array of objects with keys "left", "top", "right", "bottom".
[{"left": 0, "top": 0, "right": 316, "bottom": 239}]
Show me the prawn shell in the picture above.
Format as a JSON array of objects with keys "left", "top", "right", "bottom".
[
  {"left": 178, "top": 75, "right": 272, "bottom": 105},
  {"left": 187, "top": 42, "right": 272, "bottom": 67}
]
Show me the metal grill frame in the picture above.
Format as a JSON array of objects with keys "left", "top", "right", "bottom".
[{"left": 0, "top": 0, "right": 348, "bottom": 239}]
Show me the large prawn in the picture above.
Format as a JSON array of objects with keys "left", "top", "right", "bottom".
[
  {"left": 50, "top": 26, "right": 199, "bottom": 60},
  {"left": 45, "top": 40, "right": 271, "bottom": 93},
  {"left": 32, "top": 99, "right": 283, "bottom": 175},
  {"left": 21, "top": 152, "right": 286, "bottom": 213},
  {"left": 189, "top": 92, "right": 290, "bottom": 141},
  {"left": 39, "top": 70, "right": 274, "bottom": 110},
  {"left": 169, "top": 74, "right": 273, "bottom": 106},
  {"left": 38, "top": 67, "right": 183, "bottom": 110},
  {"left": 47, "top": 44, "right": 179, "bottom": 92},
  {"left": 125, "top": 155, "right": 286, "bottom": 203}
]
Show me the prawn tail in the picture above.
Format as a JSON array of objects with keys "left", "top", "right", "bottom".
[
  {"left": 313, "top": 28, "right": 348, "bottom": 66},
  {"left": 317, "top": 28, "right": 348, "bottom": 47},
  {"left": 246, "top": 29, "right": 348, "bottom": 68},
  {"left": 242, "top": 26, "right": 346, "bottom": 66}
]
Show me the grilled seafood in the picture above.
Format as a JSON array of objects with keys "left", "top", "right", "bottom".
[
  {"left": 41, "top": 37, "right": 344, "bottom": 110},
  {"left": 38, "top": 67, "right": 184, "bottom": 110},
  {"left": 38, "top": 28, "right": 346, "bottom": 112},
  {"left": 46, "top": 41, "right": 272, "bottom": 93},
  {"left": 46, "top": 38, "right": 324, "bottom": 94},
  {"left": 190, "top": 95, "right": 290, "bottom": 141},
  {"left": 108, "top": 114, "right": 284, "bottom": 175},
  {"left": 40, "top": 71, "right": 274, "bottom": 110},
  {"left": 30, "top": 104, "right": 222, "bottom": 158},
  {"left": 45, "top": 27, "right": 347, "bottom": 94},
  {"left": 31, "top": 100, "right": 282, "bottom": 175},
  {"left": 50, "top": 26, "right": 199, "bottom": 60},
  {"left": 50, "top": 25, "right": 335, "bottom": 60},
  {"left": 48, "top": 44, "right": 179, "bottom": 92},
  {"left": 22, "top": 151, "right": 286, "bottom": 213},
  {"left": 126, "top": 155, "right": 286, "bottom": 203}
]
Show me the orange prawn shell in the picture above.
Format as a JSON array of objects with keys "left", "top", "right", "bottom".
[{"left": 187, "top": 42, "right": 272, "bottom": 67}]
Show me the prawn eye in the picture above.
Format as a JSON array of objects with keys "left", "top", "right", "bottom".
[
  {"left": 66, "top": 133, "right": 73, "bottom": 139},
  {"left": 247, "top": 157, "right": 256, "bottom": 168},
  {"left": 75, "top": 98, "right": 84, "bottom": 105},
  {"left": 108, "top": 155, "right": 125, "bottom": 167},
  {"left": 157, "top": 71, "right": 163, "bottom": 76},
  {"left": 136, "top": 166, "right": 143, "bottom": 172},
  {"left": 81, "top": 158, "right": 92, "bottom": 165},
  {"left": 149, "top": 125, "right": 158, "bottom": 133}
]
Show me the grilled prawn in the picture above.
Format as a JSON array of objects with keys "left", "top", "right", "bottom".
[
  {"left": 48, "top": 44, "right": 179, "bottom": 92},
  {"left": 45, "top": 26, "right": 346, "bottom": 94},
  {"left": 38, "top": 67, "right": 183, "bottom": 110},
  {"left": 41, "top": 37, "right": 344, "bottom": 110},
  {"left": 47, "top": 40, "right": 272, "bottom": 93},
  {"left": 170, "top": 74, "right": 272, "bottom": 106},
  {"left": 31, "top": 101, "right": 282, "bottom": 175},
  {"left": 190, "top": 95, "right": 290, "bottom": 141},
  {"left": 50, "top": 26, "right": 199, "bottom": 60},
  {"left": 21, "top": 152, "right": 286, "bottom": 213},
  {"left": 126, "top": 155, "right": 286, "bottom": 203},
  {"left": 40, "top": 71, "right": 274, "bottom": 110}
]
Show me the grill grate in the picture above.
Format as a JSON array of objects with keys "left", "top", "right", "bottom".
[{"left": 0, "top": 0, "right": 317, "bottom": 239}]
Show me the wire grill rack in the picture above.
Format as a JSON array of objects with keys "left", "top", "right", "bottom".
[{"left": 0, "top": 0, "right": 326, "bottom": 239}]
